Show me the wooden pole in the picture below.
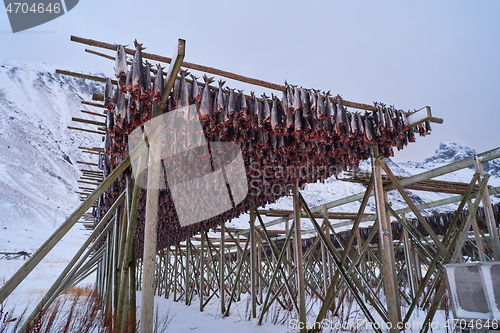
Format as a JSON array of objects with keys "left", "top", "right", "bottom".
[
  {"left": 219, "top": 222, "right": 226, "bottom": 314},
  {"left": 371, "top": 146, "right": 400, "bottom": 333},
  {"left": 199, "top": 234, "right": 205, "bottom": 312},
  {"left": 186, "top": 237, "right": 191, "bottom": 305},
  {"left": 292, "top": 183, "right": 307, "bottom": 333},
  {"left": 140, "top": 38, "right": 185, "bottom": 333},
  {"left": 475, "top": 157, "right": 500, "bottom": 260},
  {"left": 249, "top": 206, "right": 257, "bottom": 318}
]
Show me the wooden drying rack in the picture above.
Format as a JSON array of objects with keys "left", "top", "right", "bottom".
[{"left": 67, "top": 35, "right": 443, "bottom": 125}]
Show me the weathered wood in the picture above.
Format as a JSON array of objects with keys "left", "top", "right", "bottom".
[
  {"left": 82, "top": 100, "right": 105, "bottom": 108},
  {"left": 81, "top": 109, "right": 106, "bottom": 118},
  {"left": 56, "top": 69, "right": 117, "bottom": 85},
  {"left": 76, "top": 161, "right": 99, "bottom": 166},
  {"left": 219, "top": 222, "right": 225, "bottom": 314},
  {"left": 68, "top": 126, "right": 105, "bottom": 135},
  {"left": 292, "top": 183, "right": 307, "bottom": 333},
  {"left": 475, "top": 157, "right": 500, "bottom": 260},
  {"left": 249, "top": 206, "right": 257, "bottom": 318},
  {"left": 72, "top": 117, "right": 106, "bottom": 127},
  {"left": 140, "top": 39, "right": 185, "bottom": 333},
  {"left": 371, "top": 146, "right": 400, "bottom": 332}
]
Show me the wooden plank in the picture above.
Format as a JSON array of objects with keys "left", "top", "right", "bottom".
[
  {"left": 81, "top": 109, "right": 106, "bottom": 118},
  {"left": 56, "top": 69, "right": 117, "bottom": 85},
  {"left": 82, "top": 100, "right": 105, "bottom": 108},
  {"left": 72, "top": 117, "right": 106, "bottom": 127},
  {"left": 68, "top": 126, "right": 105, "bottom": 135}
]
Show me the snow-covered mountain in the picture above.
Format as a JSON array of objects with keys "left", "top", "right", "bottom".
[
  {"left": 0, "top": 60, "right": 103, "bottom": 254},
  {"left": 0, "top": 60, "right": 498, "bottom": 249}
]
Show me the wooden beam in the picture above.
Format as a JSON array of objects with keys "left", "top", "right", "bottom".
[
  {"left": 68, "top": 126, "right": 105, "bottom": 135},
  {"left": 82, "top": 100, "right": 105, "bottom": 108},
  {"left": 81, "top": 109, "right": 106, "bottom": 118},
  {"left": 56, "top": 69, "right": 117, "bottom": 85}
]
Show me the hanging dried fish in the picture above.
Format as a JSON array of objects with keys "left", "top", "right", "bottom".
[
  {"left": 364, "top": 112, "right": 375, "bottom": 143},
  {"left": 199, "top": 75, "right": 214, "bottom": 121},
  {"left": 291, "top": 84, "right": 301, "bottom": 114},
  {"left": 261, "top": 93, "right": 271, "bottom": 123},
  {"left": 215, "top": 80, "right": 226, "bottom": 114},
  {"left": 114, "top": 44, "right": 128, "bottom": 92},
  {"left": 316, "top": 90, "right": 326, "bottom": 120},
  {"left": 227, "top": 88, "right": 237, "bottom": 118},
  {"left": 300, "top": 88, "right": 310, "bottom": 118},
  {"left": 190, "top": 74, "right": 201, "bottom": 103},
  {"left": 129, "top": 40, "right": 144, "bottom": 98},
  {"left": 114, "top": 89, "right": 126, "bottom": 131},
  {"left": 152, "top": 64, "right": 164, "bottom": 104},
  {"left": 309, "top": 89, "right": 317, "bottom": 112},
  {"left": 104, "top": 78, "right": 114, "bottom": 111},
  {"left": 336, "top": 95, "right": 348, "bottom": 134},
  {"left": 270, "top": 94, "right": 282, "bottom": 134},
  {"left": 178, "top": 69, "right": 190, "bottom": 108},
  {"left": 140, "top": 61, "right": 152, "bottom": 101},
  {"left": 237, "top": 90, "right": 248, "bottom": 123}
]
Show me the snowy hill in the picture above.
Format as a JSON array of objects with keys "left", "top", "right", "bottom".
[{"left": 0, "top": 60, "right": 103, "bottom": 255}]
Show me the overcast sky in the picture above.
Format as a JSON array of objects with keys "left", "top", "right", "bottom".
[{"left": 1, "top": 0, "right": 499, "bottom": 162}]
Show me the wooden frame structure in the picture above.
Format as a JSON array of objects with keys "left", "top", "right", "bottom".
[{"left": 1, "top": 36, "right": 499, "bottom": 333}]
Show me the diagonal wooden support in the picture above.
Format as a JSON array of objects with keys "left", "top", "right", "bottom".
[
  {"left": 299, "top": 192, "right": 383, "bottom": 332},
  {"left": 378, "top": 158, "right": 451, "bottom": 261}
]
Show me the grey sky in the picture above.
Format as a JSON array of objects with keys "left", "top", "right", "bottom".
[{"left": 1, "top": 0, "right": 499, "bottom": 162}]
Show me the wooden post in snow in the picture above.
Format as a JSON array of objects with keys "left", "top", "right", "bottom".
[
  {"left": 371, "top": 145, "right": 401, "bottom": 333},
  {"left": 140, "top": 39, "right": 185, "bottom": 333},
  {"left": 292, "top": 183, "right": 307, "bottom": 333}
]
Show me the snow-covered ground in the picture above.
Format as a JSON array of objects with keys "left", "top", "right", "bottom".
[{"left": 1, "top": 60, "right": 499, "bottom": 332}]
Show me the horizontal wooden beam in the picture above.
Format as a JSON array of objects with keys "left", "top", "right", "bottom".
[
  {"left": 81, "top": 109, "right": 106, "bottom": 118},
  {"left": 81, "top": 101, "right": 105, "bottom": 108},
  {"left": 68, "top": 126, "right": 105, "bottom": 135},
  {"left": 77, "top": 161, "right": 98, "bottom": 166}
]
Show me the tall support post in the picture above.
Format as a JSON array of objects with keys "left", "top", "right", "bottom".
[
  {"left": 321, "top": 207, "right": 329, "bottom": 295},
  {"left": 199, "top": 234, "right": 205, "bottom": 312},
  {"left": 293, "top": 183, "right": 306, "bottom": 333},
  {"left": 371, "top": 145, "right": 400, "bottom": 333},
  {"left": 219, "top": 222, "right": 226, "bottom": 314},
  {"left": 249, "top": 206, "right": 257, "bottom": 318},
  {"left": 129, "top": 244, "right": 137, "bottom": 333},
  {"left": 186, "top": 237, "right": 191, "bottom": 305},
  {"left": 475, "top": 157, "right": 500, "bottom": 260},
  {"left": 140, "top": 39, "right": 185, "bottom": 333},
  {"left": 139, "top": 127, "right": 161, "bottom": 333},
  {"left": 468, "top": 199, "right": 486, "bottom": 260}
]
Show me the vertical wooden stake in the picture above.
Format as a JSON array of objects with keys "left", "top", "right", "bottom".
[
  {"left": 371, "top": 145, "right": 400, "bottom": 333},
  {"left": 475, "top": 157, "right": 500, "bottom": 260},
  {"left": 250, "top": 206, "right": 257, "bottom": 318},
  {"left": 199, "top": 234, "right": 205, "bottom": 312},
  {"left": 293, "top": 183, "right": 307, "bottom": 333},
  {"left": 220, "top": 222, "right": 226, "bottom": 314}
]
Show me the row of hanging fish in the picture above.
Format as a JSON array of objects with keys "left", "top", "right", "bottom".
[{"left": 93, "top": 40, "right": 432, "bottom": 251}]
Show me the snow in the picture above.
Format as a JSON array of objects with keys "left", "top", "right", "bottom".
[{"left": 0, "top": 60, "right": 499, "bottom": 332}]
